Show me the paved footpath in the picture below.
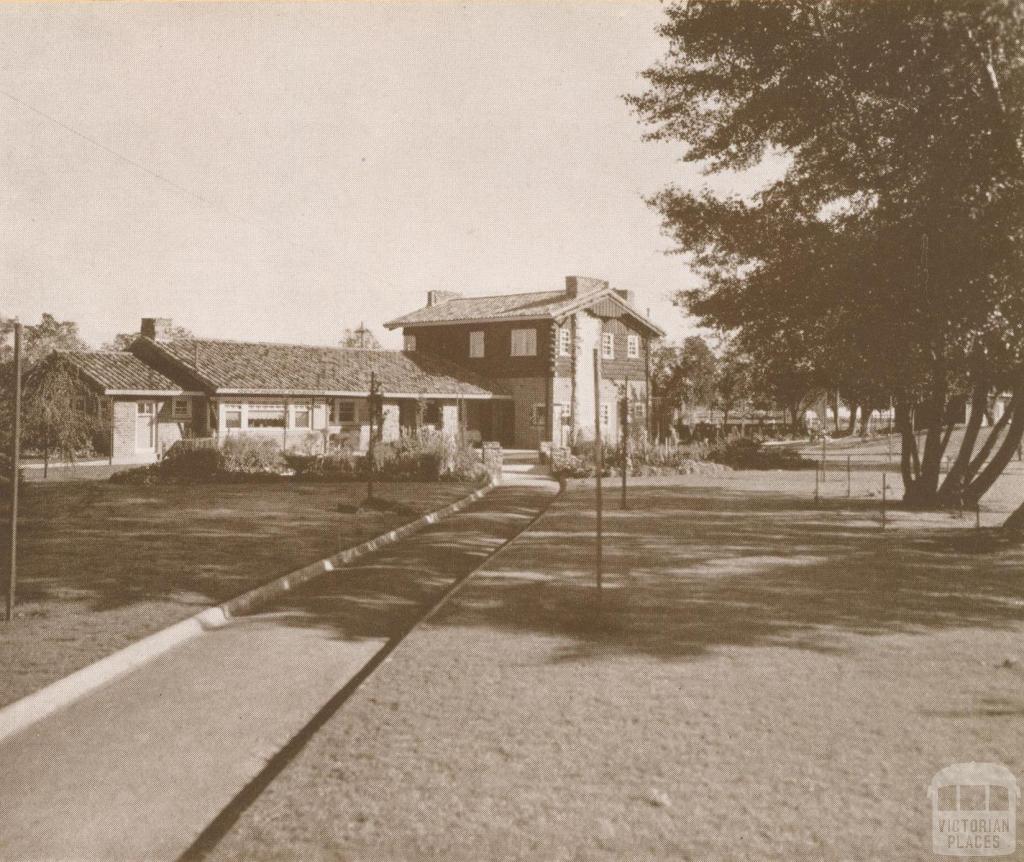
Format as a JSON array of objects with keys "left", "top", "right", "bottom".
[{"left": 0, "top": 480, "right": 556, "bottom": 862}]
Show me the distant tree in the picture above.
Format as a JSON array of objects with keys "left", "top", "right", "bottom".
[
  {"left": 103, "top": 325, "right": 193, "bottom": 351},
  {"left": 339, "top": 325, "right": 382, "bottom": 350},
  {"left": 20, "top": 355, "right": 101, "bottom": 473},
  {"left": 715, "top": 348, "right": 754, "bottom": 431},
  {"left": 0, "top": 314, "right": 92, "bottom": 454}
]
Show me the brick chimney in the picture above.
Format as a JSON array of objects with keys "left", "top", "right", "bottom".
[
  {"left": 427, "top": 290, "right": 462, "bottom": 307},
  {"left": 565, "top": 276, "right": 608, "bottom": 298},
  {"left": 141, "top": 318, "right": 174, "bottom": 342},
  {"left": 614, "top": 288, "right": 635, "bottom": 306}
]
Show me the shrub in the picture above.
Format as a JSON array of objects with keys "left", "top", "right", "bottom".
[
  {"left": 221, "top": 435, "right": 287, "bottom": 474},
  {"left": 370, "top": 430, "right": 487, "bottom": 483},
  {"left": 284, "top": 449, "right": 362, "bottom": 480},
  {"left": 110, "top": 464, "right": 162, "bottom": 485},
  {"left": 706, "top": 436, "right": 812, "bottom": 470},
  {"left": 160, "top": 445, "right": 223, "bottom": 479}
]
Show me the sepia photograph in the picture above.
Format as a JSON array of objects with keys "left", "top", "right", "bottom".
[{"left": 2, "top": 0, "right": 1024, "bottom": 859}]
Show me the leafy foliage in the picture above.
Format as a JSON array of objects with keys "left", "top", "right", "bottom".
[{"left": 628, "top": 0, "right": 1024, "bottom": 506}]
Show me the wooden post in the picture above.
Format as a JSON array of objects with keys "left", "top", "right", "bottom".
[
  {"left": 7, "top": 322, "right": 22, "bottom": 622},
  {"left": 976, "top": 501, "right": 981, "bottom": 531},
  {"left": 847, "top": 455, "right": 851, "bottom": 498},
  {"left": 814, "top": 463, "right": 819, "bottom": 505},
  {"left": 621, "top": 376, "right": 629, "bottom": 510},
  {"left": 593, "top": 348, "right": 603, "bottom": 597},
  {"left": 881, "top": 472, "right": 887, "bottom": 530},
  {"left": 367, "top": 371, "right": 377, "bottom": 502}
]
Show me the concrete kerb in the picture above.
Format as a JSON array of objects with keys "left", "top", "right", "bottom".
[{"left": 0, "top": 481, "right": 498, "bottom": 746}]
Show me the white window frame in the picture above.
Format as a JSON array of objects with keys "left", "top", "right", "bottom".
[
  {"left": 469, "top": 330, "right": 485, "bottom": 359},
  {"left": 627, "top": 334, "right": 640, "bottom": 359},
  {"left": 171, "top": 397, "right": 192, "bottom": 419},
  {"left": 601, "top": 332, "right": 615, "bottom": 361},
  {"left": 224, "top": 404, "right": 243, "bottom": 429},
  {"left": 404, "top": 334, "right": 417, "bottom": 352},
  {"left": 247, "top": 403, "right": 287, "bottom": 429},
  {"left": 558, "top": 327, "right": 571, "bottom": 357},
  {"left": 137, "top": 401, "right": 156, "bottom": 416},
  {"left": 331, "top": 398, "right": 357, "bottom": 424},
  {"left": 291, "top": 402, "right": 312, "bottom": 429},
  {"left": 633, "top": 400, "right": 646, "bottom": 419},
  {"left": 511, "top": 328, "right": 537, "bottom": 357}
]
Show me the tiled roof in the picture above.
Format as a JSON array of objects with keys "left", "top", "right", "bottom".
[
  {"left": 141, "top": 337, "right": 507, "bottom": 397},
  {"left": 385, "top": 290, "right": 571, "bottom": 327},
  {"left": 58, "top": 351, "right": 184, "bottom": 393},
  {"left": 383, "top": 287, "right": 665, "bottom": 335}
]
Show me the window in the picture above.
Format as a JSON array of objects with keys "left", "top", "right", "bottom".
[
  {"left": 74, "top": 396, "right": 87, "bottom": 412},
  {"left": 225, "top": 405, "right": 242, "bottom": 429},
  {"left": 600, "top": 403, "right": 611, "bottom": 426},
  {"left": 627, "top": 334, "right": 640, "bottom": 359},
  {"left": 172, "top": 398, "right": 191, "bottom": 419},
  {"left": 404, "top": 334, "right": 417, "bottom": 352},
  {"left": 531, "top": 404, "right": 546, "bottom": 427},
  {"left": 632, "top": 401, "right": 646, "bottom": 419},
  {"left": 331, "top": 399, "right": 356, "bottom": 424},
  {"left": 558, "top": 327, "right": 571, "bottom": 357},
  {"left": 469, "top": 331, "right": 485, "bottom": 358},
  {"left": 99, "top": 398, "right": 112, "bottom": 418},
  {"left": 137, "top": 401, "right": 155, "bottom": 415},
  {"left": 423, "top": 401, "right": 442, "bottom": 425},
  {"left": 511, "top": 328, "right": 537, "bottom": 357},
  {"left": 247, "top": 404, "right": 286, "bottom": 428},
  {"left": 601, "top": 332, "right": 615, "bottom": 360},
  {"left": 292, "top": 403, "right": 311, "bottom": 429}
]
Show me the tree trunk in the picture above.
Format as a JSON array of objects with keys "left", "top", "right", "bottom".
[
  {"left": 845, "top": 403, "right": 858, "bottom": 436},
  {"left": 963, "top": 393, "right": 1024, "bottom": 505},
  {"left": 965, "top": 397, "right": 1014, "bottom": 483},
  {"left": 938, "top": 374, "right": 988, "bottom": 504}
]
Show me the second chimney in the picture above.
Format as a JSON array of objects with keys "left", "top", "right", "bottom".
[
  {"left": 427, "top": 290, "right": 462, "bottom": 308},
  {"left": 141, "top": 318, "right": 174, "bottom": 342},
  {"left": 565, "top": 276, "right": 608, "bottom": 298}
]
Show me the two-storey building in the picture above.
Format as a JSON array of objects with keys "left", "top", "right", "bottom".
[{"left": 385, "top": 276, "right": 664, "bottom": 449}]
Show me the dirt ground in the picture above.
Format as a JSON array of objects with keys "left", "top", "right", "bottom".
[
  {"left": 0, "top": 480, "right": 473, "bottom": 708},
  {"left": 209, "top": 468, "right": 1024, "bottom": 861}
]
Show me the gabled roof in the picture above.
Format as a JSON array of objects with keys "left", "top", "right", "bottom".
[
  {"left": 133, "top": 337, "right": 508, "bottom": 398},
  {"left": 383, "top": 285, "right": 666, "bottom": 336},
  {"left": 57, "top": 351, "right": 184, "bottom": 395}
]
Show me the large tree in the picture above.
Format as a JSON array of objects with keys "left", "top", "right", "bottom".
[{"left": 629, "top": 0, "right": 1024, "bottom": 508}]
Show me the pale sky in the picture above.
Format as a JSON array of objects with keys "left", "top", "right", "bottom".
[{"left": 0, "top": 2, "right": 777, "bottom": 350}]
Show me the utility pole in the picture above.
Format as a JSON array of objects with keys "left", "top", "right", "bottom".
[
  {"left": 7, "top": 322, "right": 23, "bottom": 622},
  {"left": 366, "top": 371, "right": 382, "bottom": 502},
  {"left": 621, "top": 376, "right": 629, "bottom": 510},
  {"left": 593, "top": 348, "right": 603, "bottom": 599}
]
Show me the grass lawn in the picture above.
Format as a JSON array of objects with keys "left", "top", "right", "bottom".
[
  {"left": 209, "top": 469, "right": 1024, "bottom": 861},
  {"left": 0, "top": 479, "right": 474, "bottom": 708}
]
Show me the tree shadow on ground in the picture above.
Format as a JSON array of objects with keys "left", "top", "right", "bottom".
[
  {"left": 256, "top": 482, "right": 1024, "bottom": 665},
  {"left": 0, "top": 480, "right": 476, "bottom": 614}
]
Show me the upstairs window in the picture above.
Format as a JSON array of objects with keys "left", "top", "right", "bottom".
[
  {"left": 172, "top": 398, "right": 191, "bottom": 419},
  {"left": 601, "top": 331, "right": 615, "bottom": 360},
  {"left": 404, "top": 334, "right": 417, "bottom": 352},
  {"left": 469, "top": 331, "right": 485, "bottom": 358},
  {"left": 331, "top": 399, "right": 357, "bottom": 424},
  {"left": 511, "top": 328, "right": 537, "bottom": 357},
  {"left": 558, "top": 327, "right": 571, "bottom": 357},
  {"left": 627, "top": 334, "right": 640, "bottom": 359}
]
